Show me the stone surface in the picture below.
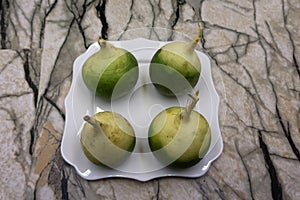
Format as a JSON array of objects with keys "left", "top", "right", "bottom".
[{"left": 0, "top": 0, "right": 299, "bottom": 199}]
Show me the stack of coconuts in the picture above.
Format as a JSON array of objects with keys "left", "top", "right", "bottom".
[{"left": 80, "top": 28, "right": 211, "bottom": 169}]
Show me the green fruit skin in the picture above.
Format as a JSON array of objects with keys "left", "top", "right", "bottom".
[
  {"left": 80, "top": 112, "right": 136, "bottom": 168},
  {"left": 82, "top": 44, "right": 139, "bottom": 100},
  {"left": 150, "top": 42, "right": 201, "bottom": 96},
  {"left": 148, "top": 107, "right": 211, "bottom": 168}
]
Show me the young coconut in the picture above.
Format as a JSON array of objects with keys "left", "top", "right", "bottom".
[
  {"left": 80, "top": 112, "right": 136, "bottom": 168},
  {"left": 148, "top": 91, "right": 211, "bottom": 168},
  {"left": 82, "top": 38, "right": 139, "bottom": 100},
  {"left": 149, "top": 24, "right": 202, "bottom": 96}
]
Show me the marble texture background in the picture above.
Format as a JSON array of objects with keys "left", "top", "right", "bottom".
[{"left": 0, "top": 0, "right": 299, "bottom": 199}]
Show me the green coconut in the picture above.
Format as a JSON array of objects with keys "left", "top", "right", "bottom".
[
  {"left": 148, "top": 91, "right": 211, "bottom": 168},
  {"left": 149, "top": 27, "right": 201, "bottom": 96},
  {"left": 82, "top": 38, "right": 139, "bottom": 100},
  {"left": 80, "top": 112, "right": 135, "bottom": 168}
]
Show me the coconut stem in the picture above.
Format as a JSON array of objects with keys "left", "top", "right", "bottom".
[
  {"left": 98, "top": 37, "right": 107, "bottom": 47},
  {"left": 83, "top": 115, "right": 103, "bottom": 132},
  {"left": 187, "top": 22, "right": 202, "bottom": 53},
  {"left": 181, "top": 90, "right": 199, "bottom": 121},
  {"left": 194, "top": 21, "right": 202, "bottom": 43},
  {"left": 97, "top": 37, "right": 115, "bottom": 51}
]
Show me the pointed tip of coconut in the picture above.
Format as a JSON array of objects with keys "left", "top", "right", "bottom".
[
  {"left": 83, "top": 115, "right": 91, "bottom": 122},
  {"left": 83, "top": 115, "right": 101, "bottom": 129},
  {"left": 98, "top": 37, "right": 106, "bottom": 47},
  {"left": 187, "top": 23, "right": 201, "bottom": 52},
  {"left": 192, "top": 21, "right": 202, "bottom": 44}
]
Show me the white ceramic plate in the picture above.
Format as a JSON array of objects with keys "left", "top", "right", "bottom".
[{"left": 61, "top": 38, "right": 223, "bottom": 181}]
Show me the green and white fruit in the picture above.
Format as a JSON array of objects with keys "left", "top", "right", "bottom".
[
  {"left": 148, "top": 92, "right": 211, "bottom": 168},
  {"left": 80, "top": 112, "right": 135, "bottom": 168},
  {"left": 82, "top": 38, "right": 139, "bottom": 100},
  {"left": 149, "top": 30, "right": 201, "bottom": 96}
]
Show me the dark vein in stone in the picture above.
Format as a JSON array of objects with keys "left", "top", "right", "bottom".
[
  {"left": 61, "top": 169, "right": 69, "bottom": 200},
  {"left": 224, "top": 101, "right": 269, "bottom": 135},
  {"left": 108, "top": 181, "right": 117, "bottom": 200},
  {"left": 68, "top": 171, "right": 86, "bottom": 198},
  {"left": 193, "top": 179, "right": 209, "bottom": 199},
  {"left": 0, "top": 0, "right": 9, "bottom": 48},
  {"left": 22, "top": 49, "right": 39, "bottom": 107},
  {"left": 78, "top": 1, "right": 91, "bottom": 49},
  {"left": 283, "top": 120, "right": 300, "bottom": 161},
  {"left": 7, "top": 12, "right": 17, "bottom": 48},
  {"left": 43, "top": 17, "right": 75, "bottom": 95},
  {"left": 31, "top": 154, "right": 56, "bottom": 200},
  {"left": 168, "top": 0, "right": 181, "bottom": 41},
  {"left": 49, "top": 72, "right": 73, "bottom": 95},
  {"left": 36, "top": 96, "right": 51, "bottom": 131},
  {"left": 13, "top": 0, "right": 31, "bottom": 23},
  {"left": 234, "top": 140, "right": 255, "bottom": 200},
  {"left": 202, "top": 21, "right": 258, "bottom": 58},
  {"left": 2, "top": 106, "right": 18, "bottom": 128},
  {"left": 29, "top": 102, "right": 39, "bottom": 155},
  {"left": 270, "top": 153, "right": 298, "bottom": 161},
  {"left": 241, "top": 64, "right": 267, "bottom": 110},
  {"left": 252, "top": 23, "right": 296, "bottom": 69},
  {"left": 29, "top": 93, "right": 52, "bottom": 154},
  {"left": 206, "top": 21, "right": 255, "bottom": 39},
  {"left": 251, "top": 9, "right": 272, "bottom": 117},
  {"left": 214, "top": 62, "right": 274, "bottom": 125},
  {"left": 44, "top": 95, "right": 65, "bottom": 120},
  {"left": 39, "top": 0, "right": 58, "bottom": 48},
  {"left": 43, "top": 126, "right": 60, "bottom": 143},
  {"left": 223, "top": 0, "right": 252, "bottom": 13},
  {"left": 223, "top": 5, "right": 248, "bottom": 17},
  {"left": 10, "top": 1, "right": 30, "bottom": 42},
  {"left": 29, "top": 126, "right": 35, "bottom": 155},
  {"left": 253, "top": 1, "right": 283, "bottom": 199},
  {"left": 258, "top": 131, "right": 282, "bottom": 200},
  {"left": 208, "top": 167, "right": 244, "bottom": 199},
  {"left": 66, "top": 0, "right": 94, "bottom": 49},
  {"left": 200, "top": 21, "right": 208, "bottom": 51},
  {"left": 242, "top": 147, "right": 260, "bottom": 159},
  {"left": 148, "top": 0, "right": 156, "bottom": 28},
  {"left": 147, "top": 0, "right": 159, "bottom": 39},
  {"left": 0, "top": 91, "right": 32, "bottom": 99},
  {"left": 195, "top": 175, "right": 226, "bottom": 199},
  {"left": 28, "top": 100, "right": 46, "bottom": 155},
  {"left": 171, "top": 0, "right": 180, "bottom": 27},
  {"left": 37, "top": 11, "right": 76, "bottom": 137},
  {"left": 231, "top": 34, "right": 244, "bottom": 64},
  {"left": 221, "top": 70, "right": 285, "bottom": 199},
  {"left": 281, "top": 0, "right": 300, "bottom": 78},
  {"left": 95, "top": 0, "right": 108, "bottom": 39},
  {"left": 211, "top": 39, "right": 256, "bottom": 60},
  {"left": 116, "top": 0, "right": 134, "bottom": 40},
  {"left": 292, "top": 52, "right": 300, "bottom": 78},
  {"left": 215, "top": 188, "right": 225, "bottom": 200},
  {"left": 29, "top": 1, "right": 41, "bottom": 50},
  {"left": 155, "top": 180, "right": 160, "bottom": 200},
  {"left": 258, "top": 21, "right": 300, "bottom": 162},
  {"left": 265, "top": 21, "right": 279, "bottom": 52},
  {"left": 0, "top": 52, "right": 19, "bottom": 74}
]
